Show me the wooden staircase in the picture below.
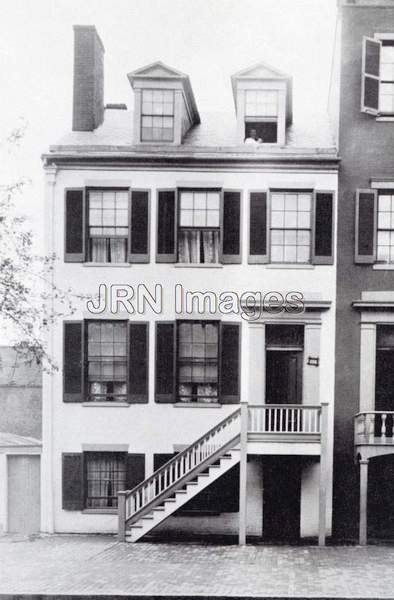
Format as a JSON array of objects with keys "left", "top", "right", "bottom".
[{"left": 118, "top": 408, "right": 241, "bottom": 542}]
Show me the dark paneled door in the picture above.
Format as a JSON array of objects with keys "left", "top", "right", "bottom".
[
  {"left": 266, "top": 350, "right": 302, "bottom": 405},
  {"left": 262, "top": 456, "right": 302, "bottom": 541}
]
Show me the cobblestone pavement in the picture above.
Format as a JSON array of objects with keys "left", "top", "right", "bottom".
[{"left": 1, "top": 535, "right": 394, "bottom": 597}]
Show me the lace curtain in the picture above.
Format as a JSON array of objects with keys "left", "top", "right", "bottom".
[
  {"left": 86, "top": 455, "right": 126, "bottom": 508},
  {"left": 178, "top": 230, "right": 219, "bottom": 263},
  {"left": 90, "top": 238, "right": 127, "bottom": 263}
]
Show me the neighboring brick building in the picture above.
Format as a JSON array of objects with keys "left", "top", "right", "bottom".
[{"left": 332, "top": 0, "right": 394, "bottom": 543}]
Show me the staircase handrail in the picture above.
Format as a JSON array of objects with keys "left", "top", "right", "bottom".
[{"left": 120, "top": 407, "right": 241, "bottom": 520}]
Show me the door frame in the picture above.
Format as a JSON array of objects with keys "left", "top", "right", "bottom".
[{"left": 0, "top": 441, "right": 41, "bottom": 534}]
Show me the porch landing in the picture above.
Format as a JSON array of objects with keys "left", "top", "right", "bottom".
[{"left": 1, "top": 535, "right": 394, "bottom": 597}]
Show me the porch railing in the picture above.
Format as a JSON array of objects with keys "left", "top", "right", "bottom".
[
  {"left": 248, "top": 404, "right": 322, "bottom": 435},
  {"left": 355, "top": 411, "right": 394, "bottom": 445},
  {"left": 118, "top": 403, "right": 324, "bottom": 540}
]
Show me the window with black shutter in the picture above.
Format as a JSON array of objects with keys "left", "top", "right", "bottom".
[
  {"left": 62, "top": 453, "right": 84, "bottom": 510},
  {"left": 155, "top": 322, "right": 176, "bottom": 402},
  {"left": 129, "top": 190, "right": 150, "bottom": 263},
  {"left": 84, "top": 452, "right": 126, "bottom": 509},
  {"left": 220, "top": 322, "right": 241, "bottom": 404},
  {"left": 222, "top": 190, "right": 241, "bottom": 263},
  {"left": 64, "top": 321, "right": 83, "bottom": 402},
  {"left": 313, "top": 191, "right": 334, "bottom": 265},
  {"left": 86, "top": 321, "right": 128, "bottom": 402},
  {"left": 177, "top": 321, "right": 219, "bottom": 404},
  {"left": 178, "top": 189, "right": 221, "bottom": 264},
  {"left": 355, "top": 189, "right": 377, "bottom": 264},
  {"left": 361, "top": 37, "right": 381, "bottom": 115},
  {"left": 87, "top": 189, "right": 129, "bottom": 263},
  {"left": 249, "top": 191, "right": 268, "bottom": 263},
  {"left": 156, "top": 190, "right": 177, "bottom": 262},
  {"left": 128, "top": 322, "right": 149, "bottom": 403},
  {"left": 65, "top": 189, "right": 85, "bottom": 262}
]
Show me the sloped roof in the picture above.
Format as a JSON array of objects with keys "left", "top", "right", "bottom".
[
  {"left": 0, "top": 432, "right": 41, "bottom": 448},
  {"left": 50, "top": 106, "right": 336, "bottom": 153}
]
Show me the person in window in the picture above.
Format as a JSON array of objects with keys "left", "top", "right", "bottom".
[{"left": 244, "top": 128, "right": 262, "bottom": 145}]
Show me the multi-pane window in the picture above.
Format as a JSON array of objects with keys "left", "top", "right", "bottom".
[
  {"left": 178, "top": 190, "right": 220, "bottom": 263},
  {"left": 87, "top": 321, "right": 127, "bottom": 402},
  {"left": 270, "top": 192, "right": 312, "bottom": 263},
  {"left": 377, "top": 193, "right": 394, "bottom": 263},
  {"left": 380, "top": 42, "right": 394, "bottom": 114},
  {"left": 244, "top": 90, "right": 278, "bottom": 143},
  {"left": 245, "top": 90, "right": 278, "bottom": 117},
  {"left": 85, "top": 452, "right": 126, "bottom": 509},
  {"left": 177, "top": 321, "right": 219, "bottom": 403},
  {"left": 141, "top": 89, "right": 174, "bottom": 142},
  {"left": 88, "top": 190, "right": 128, "bottom": 263}
]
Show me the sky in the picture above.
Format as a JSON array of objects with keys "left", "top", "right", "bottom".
[{"left": 0, "top": 0, "right": 337, "bottom": 245}]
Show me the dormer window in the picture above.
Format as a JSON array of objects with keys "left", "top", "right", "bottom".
[
  {"left": 141, "top": 89, "right": 174, "bottom": 142},
  {"left": 128, "top": 61, "right": 200, "bottom": 145},
  {"left": 231, "top": 62, "right": 292, "bottom": 146},
  {"left": 244, "top": 90, "right": 278, "bottom": 143}
]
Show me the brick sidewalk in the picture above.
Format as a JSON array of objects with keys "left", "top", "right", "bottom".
[{"left": 1, "top": 535, "right": 394, "bottom": 597}]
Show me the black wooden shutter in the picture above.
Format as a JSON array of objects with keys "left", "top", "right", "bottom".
[
  {"left": 62, "top": 453, "right": 84, "bottom": 510},
  {"left": 126, "top": 454, "right": 145, "bottom": 490},
  {"left": 249, "top": 191, "right": 268, "bottom": 263},
  {"left": 64, "top": 321, "right": 83, "bottom": 402},
  {"left": 220, "top": 322, "right": 241, "bottom": 404},
  {"left": 155, "top": 322, "right": 176, "bottom": 403},
  {"left": 65, "top": 189, "right": 85, "bottom": 262},
  {"left": 128, "top": 322, "right": 149, "bottom": 403},
  {"left": 156, "top": 190, "right": 177, "bottom": 262},
  {"left": 221, "top": 191, "right": 241, "bottom": 263},
  {"left": 312, "top": 191, "right": 334, "bottom": 265},
  {"left": 361, "top": 37, "right": 381, "bottom": 116},
  {"left": 129, "top": 190, "right": 150, "bottom": 263},
  {"left": 355, "top": 189, "right": 377, "bottom": 264}
]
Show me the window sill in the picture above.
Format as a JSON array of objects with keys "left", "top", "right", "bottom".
[
  {"left": 83, "top": 263, "right": 131, "bottom": 268},
  {"left": 373, "top": 263, "right": 394, "bottom": 270},
  {"left": 376, "top": 116, "right": 394, "bottom": 122},
  {"left": 174, "top": 263, "right": 224, "bottom": 269},
  {"left": 82, "top": 402, "right": 130, "bottom": 407},
  {"left": 266, "top": 263, "right": 315, "bottom": 270},
  {"left": 82, "top": 509, "right": 118, "bottom": 514},
  {"left": 173, "top": 403, "right": 222, "bottom": 408}
]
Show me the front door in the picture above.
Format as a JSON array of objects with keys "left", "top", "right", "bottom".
[
  {"left": 7, "top": 455, "right": 40, "bottom": 534},
  {"left": 266, "top": 351, "right": 302, "bottom": 405},
  {"left": 262, "top": 456, "right": 302, "bottom": 541}
]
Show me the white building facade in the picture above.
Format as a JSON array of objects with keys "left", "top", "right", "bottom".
[{"left": 41, "top": 26, "right": 339, "bottom": 543}]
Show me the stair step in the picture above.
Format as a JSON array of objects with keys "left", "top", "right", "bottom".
[
  {"left": 164, "top": 498, "right": 176, "bottom": 503},
  {"left": 175, "top": 490, "right": 187, "bottom": 495},
  {"left": 141, "top": 515, "right": 154, "bottom": 520},
  {"left": 186, "top": 481, "right": 198, "bottom": 486},
  {"left": 152, "top": 507, "right": 165, "bottom": 512}
]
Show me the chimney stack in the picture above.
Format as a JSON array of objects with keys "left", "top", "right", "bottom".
[{"left": 72, "top": 25, "right": 105, "bottom": 131}]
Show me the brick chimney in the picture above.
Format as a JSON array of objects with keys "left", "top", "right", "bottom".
[{"left": 72, "top": 25, "right": 105, "bottom": 131}]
